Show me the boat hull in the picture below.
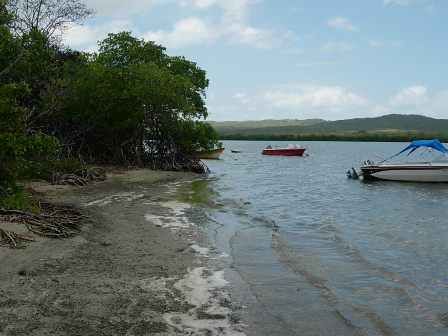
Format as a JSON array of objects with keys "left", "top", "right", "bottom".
[
  {"left": 262, "top": 148, "right": 306, "bottom": 156},
  {"left": 361, "top": 163, "right": 448, "bottom": 182},
  {"left": 196, "top": 148, "right": 225, "bottom": 159}
]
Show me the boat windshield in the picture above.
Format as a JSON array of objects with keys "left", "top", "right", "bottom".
[{"left": 432, "top": 153, "right": 448, "bottom": 163}]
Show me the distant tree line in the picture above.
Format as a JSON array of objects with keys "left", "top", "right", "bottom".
[
  {"left": 219, "top": 132, "right": 448, "bottom": 143},
  {"left": 1, "top": 0, "right": 219, "bottom": 209}
]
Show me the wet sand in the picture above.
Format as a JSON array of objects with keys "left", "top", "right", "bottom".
[{"left": 0, "top": 169, "right": 245, "bottom": 335}]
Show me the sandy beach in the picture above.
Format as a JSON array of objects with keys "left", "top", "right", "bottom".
[{"left": 0, "top": 169, "right": 245, "bottom": 336}]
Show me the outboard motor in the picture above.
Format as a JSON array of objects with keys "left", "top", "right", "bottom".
[{"left": 347, "top": 167, "right": 359, "bottom": 179}]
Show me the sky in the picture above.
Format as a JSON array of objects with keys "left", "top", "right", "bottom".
[{"left": 63, "top": 0, "right": 448, "bottom": 121}]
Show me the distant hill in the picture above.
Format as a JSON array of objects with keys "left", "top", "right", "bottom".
[
  {"left": 211, "top": 114, "right": 448, "bottom": 141},
  {"left": 209, "top": 118, "right": 324, "bottom": 133}
]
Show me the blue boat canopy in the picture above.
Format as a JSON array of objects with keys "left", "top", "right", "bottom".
[
  {"left": 397, "top": 139, "right": 448, "bottom": 155},
  {"left": 380, "top": 139, "right": 448, "bottom": 163}
]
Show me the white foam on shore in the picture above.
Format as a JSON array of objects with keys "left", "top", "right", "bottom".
[
  {"left": 85, "top": 192, "right": 144, "bottom": 206},
  {"left": 145, "top": 200, "right": 194, "bottom": 232},
  {"left": 162, "top": 200, "right": 191, "bottom": 216},
  {"left": 164, "top": 267, "right": 246, "bottom": 335},
  {"left": 144, "top": 213, "right": 190, "bottom": 230},
  {"left": 212, "top": 252, "right": 230, "bottom": 260},
  {"left": 174, "top": 267, "right": 227, "bottom": 307},
  {"left": 165, "top": 181, "right": 182, "bottom": 194},
  {"left": 165, "top": 313, "right": 245, "bottom": 335},
  {"left": 190, "top": 244, "right": 209, "bottom": 257}
]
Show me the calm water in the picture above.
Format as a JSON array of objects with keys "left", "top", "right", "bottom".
[{"left": 190, "top": 141, "right": 448, "bottom": 335}]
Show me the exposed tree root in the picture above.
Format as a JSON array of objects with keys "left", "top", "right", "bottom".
[
  {"left": 148, "top": 153, "right": 210, "bottom": 174},
  {"left": 0, "top": 203, "right": 90, "bottom": 241},
  {"left": 0, "top": 229, "right": 35, "bottom": 248},
  {"left": 53, "top": 167, "right": 106, "bottom": 186}
]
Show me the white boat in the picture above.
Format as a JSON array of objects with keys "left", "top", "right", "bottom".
[{"left": 351, "top": 139, "right": 448, "bottom": 182}]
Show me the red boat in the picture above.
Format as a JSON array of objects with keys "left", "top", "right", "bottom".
[{"left": 262, "top": 145, "right": 306, "bottom": 156}]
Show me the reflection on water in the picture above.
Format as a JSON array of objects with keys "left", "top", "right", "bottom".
[{"left": 195, "top": 141, "right": 448, "bottom": 336}]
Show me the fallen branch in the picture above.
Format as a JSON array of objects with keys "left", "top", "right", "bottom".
[
  {"left": 1, "top": 203, "right": 90, "bottom": 240},
  {"left": 53, "top": 167, "right": 106, "bottom": 186},
  {"left": 0, "top": 229, "right": 35, "bottom": 248}
]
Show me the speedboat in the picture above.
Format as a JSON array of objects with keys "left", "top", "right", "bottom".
[
  {"left": 349, "top": 139, "right": 448, "bottom": 182},
  {"left": 196, "top": 147, "right": 225, "bottom": 159},
  {"left": 262, "top": 144, "right": 306, "bottom": 156}
]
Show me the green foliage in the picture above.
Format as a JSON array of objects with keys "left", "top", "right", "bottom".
[
  {"left": 1, "top": 0, "right": 219, "bottom": 207},
  {"left": 52, "top": 158, "right": 83, "bottom": 174},
  {"left": 0, "top": 85, "right": 58, "bottom": 191},
  {"left": 0, "top": 185, "right": 40, "bottom": 212},
  {"left": 0, "top": 4, "right": 59, "bottom": 203},
  {"left": 0, "top": 1, "right": 100, "bottom": 209},
  {"left": 96, "top": 31, "right": 166, "bottom": 67},
  {"left": 0, "top": 84, "right": 28, "bottom": 131},
  {"left": 173, "top": 121, "right": 220, "bottom": 151},
  {"left": 58, "top": 32, "right": 219, "bottom": 165},
  {"left": 0, "top": 127, "right": 59, "bottom": 188}
]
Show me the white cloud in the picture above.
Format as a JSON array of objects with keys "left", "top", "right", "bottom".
[
  {"left": 64, "top": 20, "right": 138, "bottom": 51},
  {"left": 262, "top": 85, "right": 366, "bottom": 110},
  {"left": 209, "top": 85, "right": 448, "bottom": 121},
  {"left": 384, "top": 0, "right": 411, "bottom": 5},
  {"left": 217, "top": 0, "right": 252, "bottom": 22},
  {"left": 209, "top": 85, "right": 368, "bottom": 121},
  {"left": 141, "top": 16, "right": 275, "bottom": 49},
  {"left": 63, "top": 0, "right": 279, "bottom": 51},
  {"left": 194, "top": 0, "right": 219, "bottom": 9},
  {"left": 193, "top": 0, "right": 251, "bottom": 21},
  {"left": 226, "top": 23, "right": 275, "bottom": 48},
  {"left": 139, "top": 0, "right": 275, "bottom": 49},
  {"left": 143, "top": 17, "right": 216, "bottom": 48},
  {"left": 327, "top": 16, "right": 357, "bottom": 31},
  {"left": 198, "top": 0, "right": 276, "bottom": 48},
  {"left": 234, "top": 92, "right": 250, "bottom": 104},
  {"left": 81, "top": 0, "right": 171, "bottom": 16},
  {"left": 367, "top": 39, "right": 401, "bottom": 48},
  {"left": 390, "top": 85, "right": 427, "bottom": 106},
  {"left": 321, "top": 41, "right": 353, "bottom": 53}
]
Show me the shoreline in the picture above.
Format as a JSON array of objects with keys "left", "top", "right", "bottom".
[{"left": 0, "top": 169, "right": 246, "bottom": 335}]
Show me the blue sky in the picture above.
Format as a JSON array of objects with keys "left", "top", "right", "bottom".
[{"left": 64, "top": 0, "right": 448, "bottom": 121}]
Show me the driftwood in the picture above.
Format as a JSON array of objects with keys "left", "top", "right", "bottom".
[
  {"left": 0, "top": 203, "right": 89, "bottom": 239},
  {"left": 0, "top": 229, "right": 35, "bottom": 248},
  {"left": 53, "top": 167, "right": 106, "bottom": 186}
]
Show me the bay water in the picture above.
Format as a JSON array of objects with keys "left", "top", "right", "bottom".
[{"left": 186, "top": 141, "right": 448, "bottom": 335}]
